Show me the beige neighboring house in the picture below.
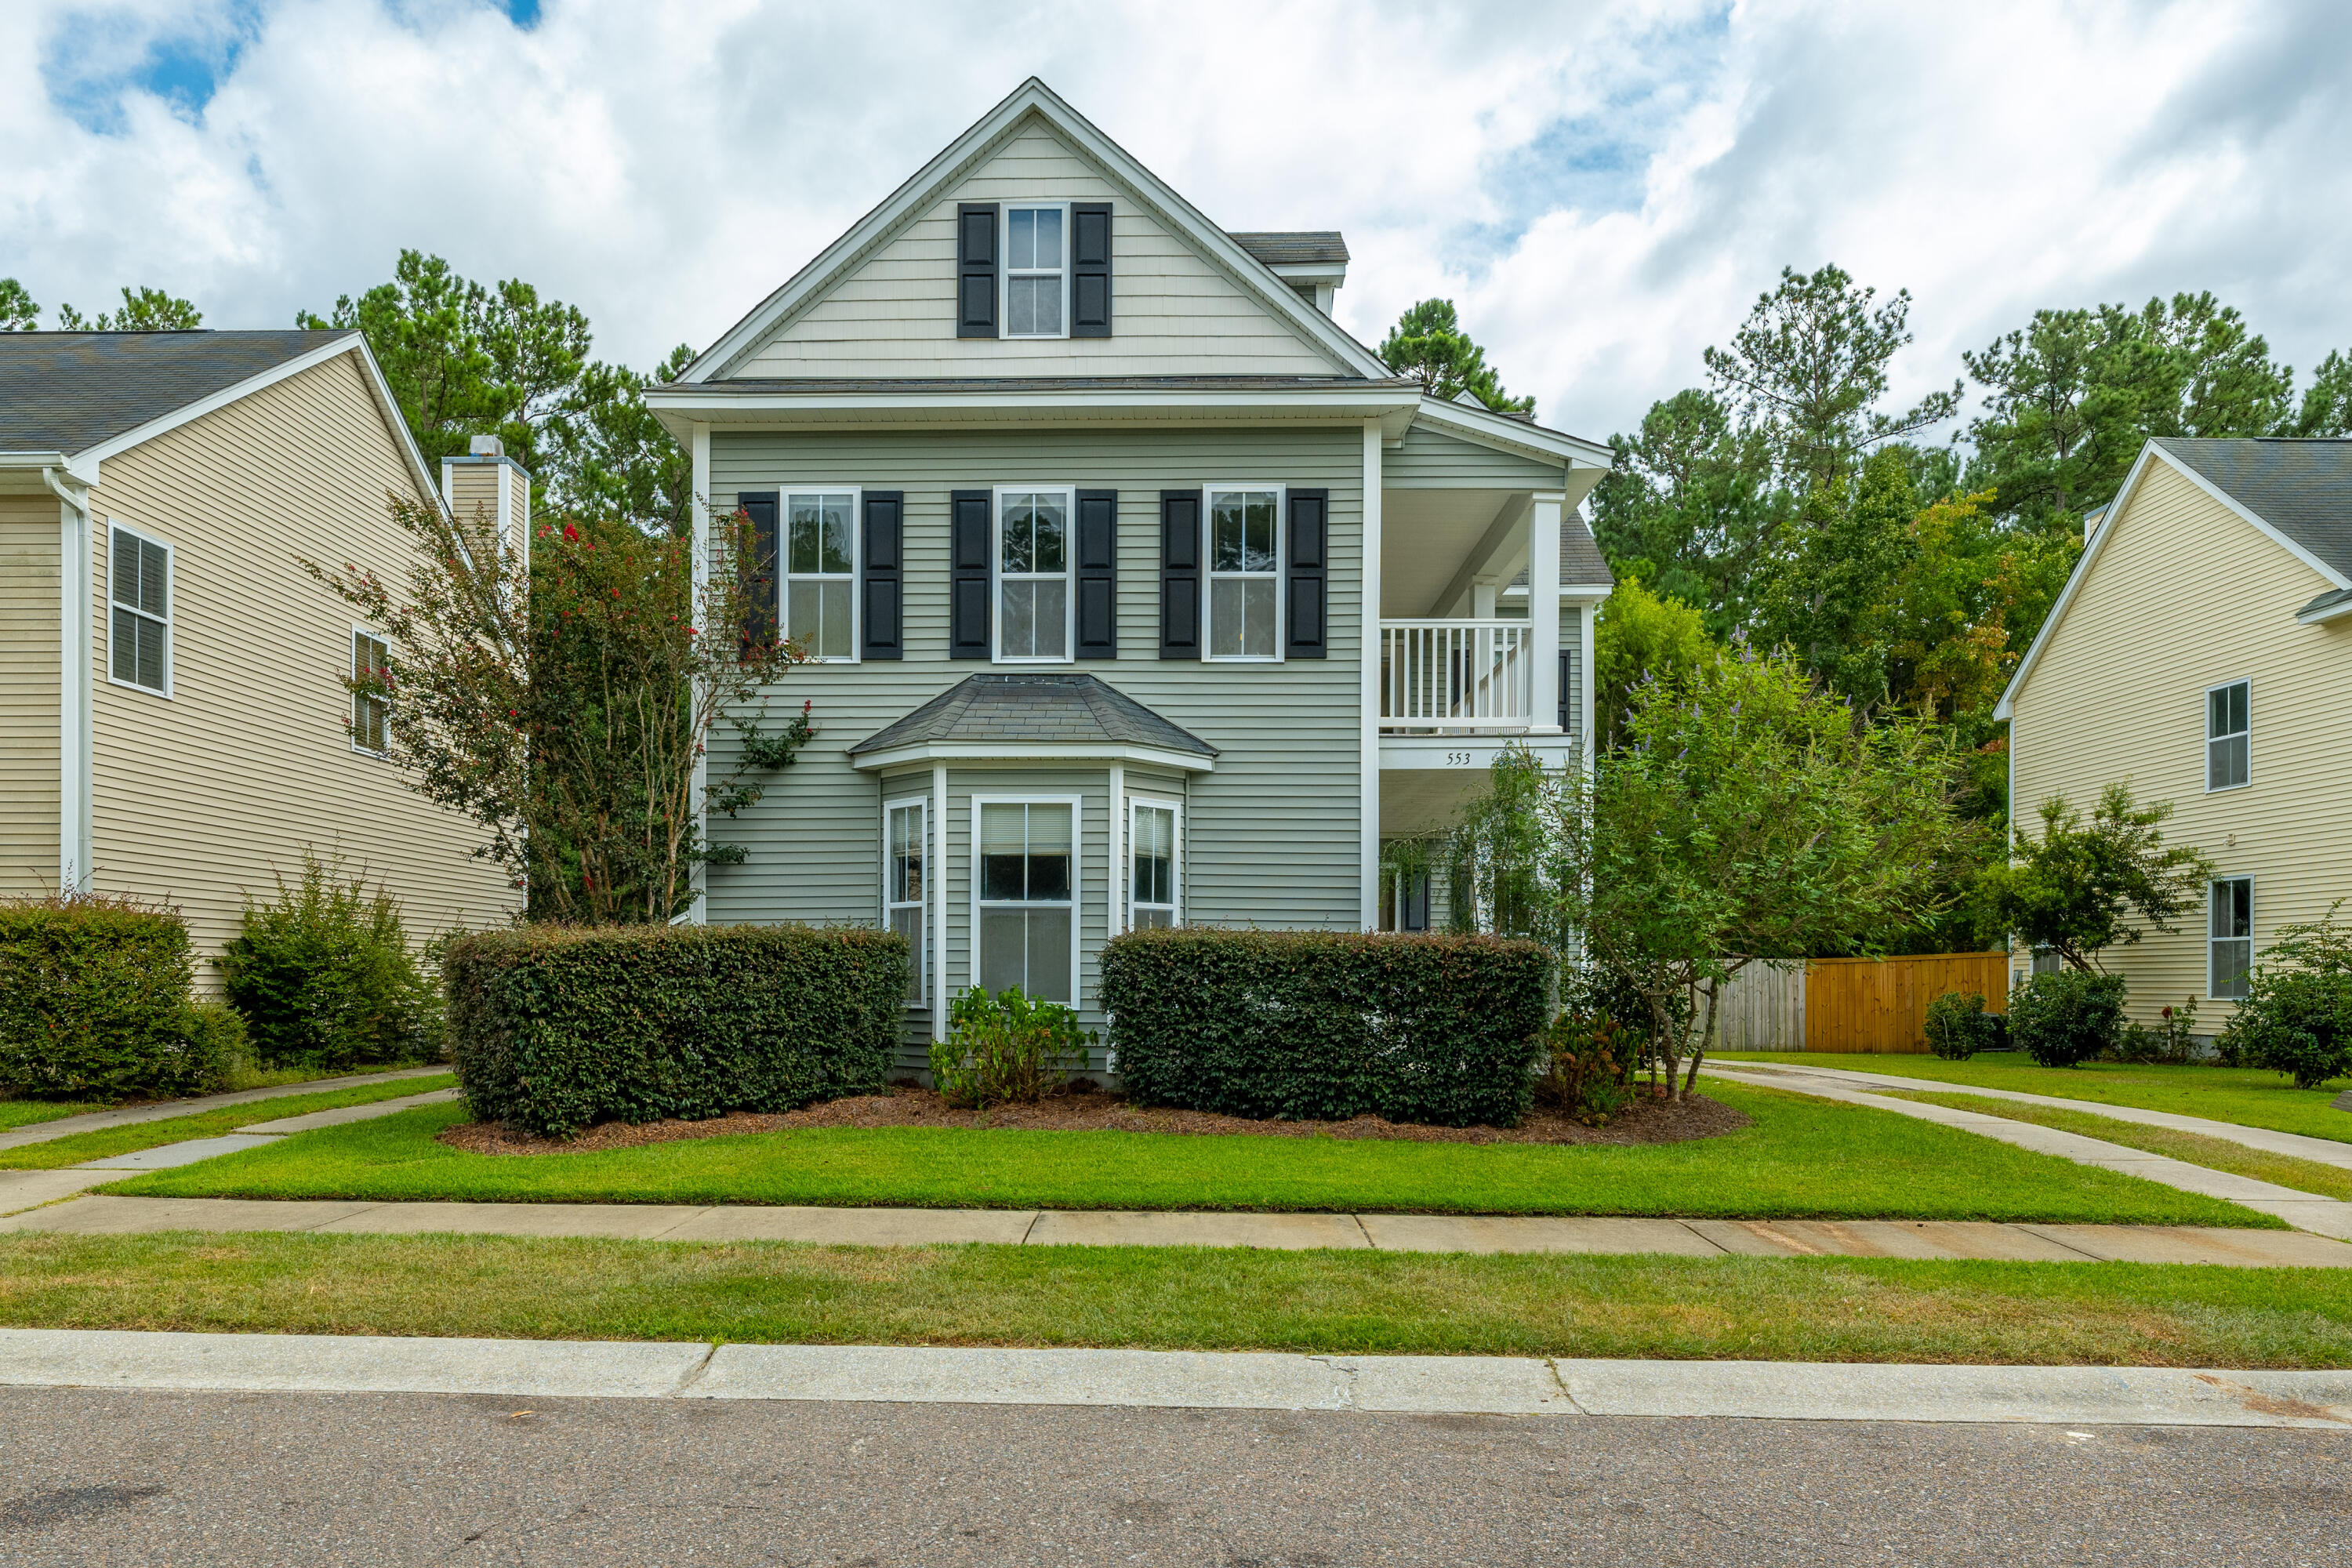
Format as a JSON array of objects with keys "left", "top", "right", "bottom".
[
  {"left": 0, "top": 329, "right": 521, "bottom": 974},
  {"left": 1995, "top": 437, "right": 2352, "bottom": 1025}
]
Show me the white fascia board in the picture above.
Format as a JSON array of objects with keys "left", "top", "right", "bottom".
[
  {"left": 848, "top": 739, "right": 1214, "bottom": 774},
  {"left": 681, "top": 78, "right": 1388, "bottom": 385},
  {"left": 644, "top": 384, "right": 1421, "bottom": 443},
  {"left": 2298, "top": 591, "right": 2352, "bottom": 625},
  {"left": 1268, "top": 262, "right": 1347, "bottom": 285},
  {"left": 1409, "top": 398, "right": 1615, "bottom": 470}
]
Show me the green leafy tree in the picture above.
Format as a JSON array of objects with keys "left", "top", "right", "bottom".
[
  {"left": 1378, "top": 299, "right": 1534, "bottom": 415},
  {"left": 0, "top": 278, "right": 38, "bottom": 331},
  {"left": 1591, "top": 578, "right": 1715, "bottom": 752},
  {"left": 2291, "top": 350, "right": 2352, "bottom": 437},
  {"left": 1973, "top": 785, "right": 2214, "bottom": 971},
  {"left": 1753, "top": 446, "right": 1922, "bottom": 714},
  {"left": 541, "top": 344, "right": 699, "bottom": 535},
  {"left": 56, "top": 285, "right": 202, "bottom": 331},
  {"left": 1587, "top": 389, "right": 1788, "bottom": 629},
  {"left": 2216, "top": 902, "right": 2352, "bottom": 1090}
]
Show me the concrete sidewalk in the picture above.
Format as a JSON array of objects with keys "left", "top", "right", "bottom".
[
  {"left": 2, "top": 1327, "right": 2347, "bottom": 1427},
  {"left": 0, "top": 1067, "right": 451, "bottom": 1152},
  {"left": 9, "top": 1192, "right": 2352, "bottom": 1266}
]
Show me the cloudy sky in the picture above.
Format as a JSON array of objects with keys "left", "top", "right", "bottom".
[{"left": 8, "top": 0, "right": 2350, "bottom": 442}]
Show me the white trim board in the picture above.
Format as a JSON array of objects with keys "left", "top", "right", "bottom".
[{"left": 850, "top": 740, "right": 1213, "bottom": 775}]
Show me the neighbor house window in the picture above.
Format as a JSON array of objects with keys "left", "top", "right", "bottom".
[
  {"left": 1206, "top": 487, "right": 1280, "bottom": 659},
  {"left": 786, "top": 491, "right": 855, "bottom": 660},
  {"left": 1004, "top": 205, "right": 1065, "bottom": 337},
  {"left": 351, "top": 630, "right": 390, "bottom": 755},
  {"left": 2210, "top": 877, "right": 2252, "bottom": 1000},
  {"left": 2206, "top": 680, "right": 2249, "bottom": 791},
  {"left": 1128, "top": 800, "right": 1179, "bottom": 929},
  {"left": 108, "top": 524, "right": 171, "bottom": 694},
  {"left": 997, "top": 488, "right": 1070, "bottom": 660},
  {"left": 976, "top": 799, "right": 1075, "bottom": 1004},
  {"left": 885, "top": 800, "right": 927, "bottom": 1007}
]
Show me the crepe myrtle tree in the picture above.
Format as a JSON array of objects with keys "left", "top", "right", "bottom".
[
  {"left": 303, "top": 497, "right": 812, "bottom": 924},
  {"left": 1971, "top": 785, "right": 2213, "bottom": 972},
  {"left": 1549, "top": 644, "right": 1982, "bottom": 1100}
]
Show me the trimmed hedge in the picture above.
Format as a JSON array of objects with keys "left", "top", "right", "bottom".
[
  {"left": 444, "top": 923, "right": 909, "bottom": 1138},
  {"left": 1098, "top": 928, "right": 1552, "bottom": 1127},
  {"left": 0, "top": 896, "right": 228, "bottom": 1098}
]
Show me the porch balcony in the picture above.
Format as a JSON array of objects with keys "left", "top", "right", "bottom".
[{"left": 1378, "top": 619, "right": 1534, "bottom": 733}]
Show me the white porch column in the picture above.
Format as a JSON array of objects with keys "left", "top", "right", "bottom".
[
  {"left": 688, "top": 423, "right": 713, "bottom": 922},
  {"left": 1359, "top": 420, "right": 1384, "bottom": 929},
  {"left": 931, "top": 763, "right": 949, "bottom": 1043},
  {"left": 1529, "top": 491, "right": 1562, "bottom": 733}
]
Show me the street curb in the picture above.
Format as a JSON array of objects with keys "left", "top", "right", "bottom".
[{"left": 2, "top": 1329, "right": 2347, "bottom": 1427}]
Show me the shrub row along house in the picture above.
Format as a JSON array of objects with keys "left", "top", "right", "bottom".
[
  {"left": 644, "top": 79, "right": 1614, "bottom": 1069},
  {"left": 0, "top": 329, "right": 521, "bottom": 967}
]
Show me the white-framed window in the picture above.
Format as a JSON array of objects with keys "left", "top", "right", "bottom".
[
  {"left": 1127, "top": 798, "right": 1181, "bottom": 930},
  {"left": 1205, "top": 485, "right": 1282, "bottom": 660},
  {"left": 996, "top": 486, "right": 1073, "bottom": 662},
  {"left": 2206, "top": 679, "right": 2249, "bottom": 792},
  {"left": 785, "top": 490, "right": 858, "bottom": 661},
  {"left": 1004, "top": 203, "right": 1068, "bottom": 338},
  {"left": 974, "top": 796, "right": 1078, "bottom": 1004},
  {"left": 107, "top": 523, "right": 172, "bottom": 695},
  {"left": 2209, "top": 877, "right": 2252, "bottom": 1000},
  {"left": 884, "top": 798, "right": 927, "bottom": 1007},
  {"left": 351, "top": 627, "right": 390, "bottom": 756}
]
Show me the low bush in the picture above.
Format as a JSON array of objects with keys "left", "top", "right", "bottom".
[
  {"left": 445, "top": 923, "right": 908, "bottom": 1138},
  {"left": 2216, "top": 904, "right": 2352, "bottom": 1090},
  {"left": 217, "top": 853, "right": 441, "bottom": 1070},
  {"left": 0, "top": 894, "right": 228, "bottom": 1099},
  {"left": 2117, "top": 997, "right": 2201, "bottom": 1065},
  {"left": 1923, "top": 990, "right": 1995, "bottom": 1059},
  {"left": 1098, "top": 928, "right": 1552, "bottom": 1127},
  {"left": 1535, "top": 1007, "right": 1635, "bottom": 1125},
  {"left": 931, "top": 985, "right": 1093, "bottom": 1110},
  {"left": 2007, "top": 969, "right": 2127, "bottom": 1069}
]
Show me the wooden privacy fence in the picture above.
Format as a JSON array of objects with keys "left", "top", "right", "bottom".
[{"left": 1702, "top": 952, "right": 2009, "bottom": 1054}]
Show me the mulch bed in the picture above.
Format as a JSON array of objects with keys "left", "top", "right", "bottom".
[{"left": 437, "top": 1083, "right": 1750, "bottom": 1157}]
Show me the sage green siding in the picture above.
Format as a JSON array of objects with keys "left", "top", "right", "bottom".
[
  {"left": 1386, "top": 425, "right": 1565, "bottom": 490},
  {"left": 705, "top": 426, "right": 1365, "bottom": 1047}
]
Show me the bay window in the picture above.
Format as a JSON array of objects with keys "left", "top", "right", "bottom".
[
  {"left": 975, "top": 798, "right": 1076, "bottom": 1004},
  {"left": 885, "top": 800, "right": 927, "bottom": 1006},
  {"left": 1128, "top": 799, "right": 1179, "bottom": 929}
]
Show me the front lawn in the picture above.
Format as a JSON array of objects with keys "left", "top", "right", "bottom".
[
  {"left": 3, "top": 1230, "right": 2349, "bottom": 1367},
  {"left": 0, "top": 1075, "right": 459, "bottom": 1169},
  {"left": 1718, "top": 1053, "right": 2352, "bottom": 1142},
  {"left": 0, "top": 1100, "right": 111, "bottom": 1132},
  {"left": 103, "top": 1082, "right": 2271, "bottom": 1226}
]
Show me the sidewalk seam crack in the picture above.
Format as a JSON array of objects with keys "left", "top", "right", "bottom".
[
  {"left": 1544, "top": 1359, "right": 1589, "bottom": 1414},
  {"left": 668, "top": 1342, "right": 722, "bottom": 1398},
  {"left": 1352, "top": 1214, "right": 1377, "bottom": 1250}
]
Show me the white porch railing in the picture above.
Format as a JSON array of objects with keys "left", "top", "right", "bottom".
[{"left": 1380, "top": 619, "right": 1532, "bottom": 731}]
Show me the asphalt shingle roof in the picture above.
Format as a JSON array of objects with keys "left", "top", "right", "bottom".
[
  {"left": 0, "top": 330, "right": 356, "bottom": 456},
  {"left": 850, "top": 674, "right": 1216, "bottom": 759},
  {"left": 2152, "top": 437, "right": 2352, "bottom": 583},
  {"left": 1227, "top": 231, "right": 1350, "bottom": 267},
  {"left": 1508, "top": 516, "right": 1617, "bottom": 592}
]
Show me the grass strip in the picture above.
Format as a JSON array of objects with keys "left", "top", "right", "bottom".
[
  {"left": 1889, "top": 1090, "right": 2352, "bottom": 1203},
  {"left": 3, "top": 1230, "right": 2350, "bottom": 1367},
  {"left": 103, "top": 1082, "right": 2275, "bottom": 1227},
  {"left": 1716, "top": 1053, "right": 2352, "bottom": 1144},
  {"left": 0, "top": 1101, "right": 111, "bottom": 1133},
  {"left": 0, "top": 1075, "right": 458, "bottom": 1170}
]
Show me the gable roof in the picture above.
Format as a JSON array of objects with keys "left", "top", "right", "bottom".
[
  {"left": 1229, "top": 232, "right": 1349, "bottom": 267},
  {"left": 848, "top": 673, "right": 1215, "bottom": 770},
  {"left": 679, "top": 78, "right": 1389, "bottom": 384}
]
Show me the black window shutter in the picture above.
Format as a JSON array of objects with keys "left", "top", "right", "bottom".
[
  {"left": 1158, "top": 490, "right": 1201, "bottom": 659},
  {"left": 1075, "top": 489, "right": 1118, "bottom": 657},
  {"left": 956, "top": 203, "right": 1000, "bottom": 339},
  {"left": 1284, "top": 488, "right": 1328, "bottom": 659},
  {"left": 1071, "top": 202, "right": 1112, "bottom": 338},
  {"left": 949, "top": 489, "right": 993, "bottom": 658},
  {"left": 1559, "top": 649, "right": 1572, "bottom": 733},
  {"left": 861, "top": 491, "right": 904, "bottom": 660},
  {"left": 737, "top": 491, "right": 779, "bottom": 655}
]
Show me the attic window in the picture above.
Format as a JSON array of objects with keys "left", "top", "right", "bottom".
[{"left": 1005, "top": 205, "right": 1065, "bottom": 337}]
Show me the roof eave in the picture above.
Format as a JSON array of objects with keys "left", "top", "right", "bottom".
[
  {"left": 644, "top": 382, "right": 1424, "bottom": 444},
  {"left": 848, "top": 739, "right": 1215, "bottom": 773},
  {"left": 1410, "top": 396, "right": 1613, "bottom": 471}
]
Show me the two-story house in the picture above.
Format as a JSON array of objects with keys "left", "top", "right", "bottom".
[{"left": 647, "top": 80, "right": 1613, "bottom": 1062}]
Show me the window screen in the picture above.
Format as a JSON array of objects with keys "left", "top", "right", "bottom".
[
  {"left": 1207, "top": 489, "right": 1279, "bottom": 659},
  {"left": 786, "top": 492, "right": 855, "bottom": 660},
  {"left": 998, "top": 491, "right": 1069, "bottom": 660},
  {"left": 977, "top": 801, "right": 1073, "bottom": 1002},
  {"left": 2207, "top": 681, "right": 2249, "bottom": 790},
  {"left": 886, "top": 800, "right": 926, "bottom": 1005},
  {"left": 1130, "top": 802, "right": 1178, "bottom": 929},
  {"left": 1005, "top": 206, "right": 1065, "bottom": 336},
  {"left": 2209, "top": 877, "right": 2252, "bottom": 1000}
]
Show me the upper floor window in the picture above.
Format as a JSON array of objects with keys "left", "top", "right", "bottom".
[
  {"left": 108, "top": 524, "right": 171, "bottom": 695},
  {"left": 2206, "top": 680, "right": 2249, "bottom": 791},
  {"left": 786, "top": 492, "right": 856, "bottom": 661},
  {"left": 352, "top": 630, "right": 390, "bottom": 755},
  {"left": 2210, "top": 877, "right": 2252, "bottom": 1000},
  {"left": 1005, "top": 205, "right": 1066, "bottom": 337},
  {"left": 1128, "top": 799, "right": 1179, "bottom": 930},
  {"left": 998, "top": 488, "right": 1071, "bottom": 661},
  {"left": 1207, "top": 487, "right": 1280, "bottom": 659}
]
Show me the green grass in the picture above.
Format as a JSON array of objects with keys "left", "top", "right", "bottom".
[
  {"left": 1718, "top": 1052, "right": 2352, "bottom": 1142},
  {"left": 104, "top": 1082, "right": 2272, "bottom": 1226},
  {"left": 4, "top": 1230, "right": 2350, "bottom": 1366},
  {"left": 0, "top": 1075, "right": 457, "bottom": 1169},
  {"left": 0, "top": 1061, "right": 437, "bottom": 1135},
  {"left": 0, "top": 1100, "right": 111, "bottom": 1132}
]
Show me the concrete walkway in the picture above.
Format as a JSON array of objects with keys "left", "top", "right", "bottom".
[
  {"left": 9, "top": 1192, "right": 2352, "bottom": 1266},
  {"left": 0, "top": 1066, "right": 452, "bottom": 1152},
  {"left": 1704, "top": 1062, "right": 2352, "bottom": 1241},
  {"left": 2, "top": 1327, "right": 2347, "bottom": 1427}
]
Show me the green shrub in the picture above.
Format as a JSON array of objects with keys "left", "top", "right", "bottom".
[
  {"left": 931, "top": 985, "right": 1093, "bottom": 1110},
  {"left": 445, "top": 923, "right": 908, "bottom": 1138},
  {"left": 2117, "top": 997, "right": 2201, "bottom": 1065},
  {"left": 216, "top": 853, "right": 441, "bottom": 1071},
  {"left": 1098, "top": 928, "right": 1552, "bottom": 1127},
  {"left": 1924, "top": 990, "right": 2002, "bottom": 1060},
  {"left": 2216, "top": 905, "right": 2352, "bottom": 1090},
  {"left": 2007, "top": 969, "right": 2127, "bottom": 1069},
  {"left": 0, "top": 894, "right": 227, "bottom": 1099},
  {"left": 1535, "top": 1007, "right": 1635, "bottom": 1124}
]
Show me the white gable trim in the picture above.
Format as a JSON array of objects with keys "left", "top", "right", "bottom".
[
  {"left": 1410, "top": 397, "right": 1613, "bottom": 470},
  {"left": 681, "top": 78, "right": 1388, "bottom": 384},
  {"left": 1992, "top": 441, "right": 2352, "bottom": 720}
]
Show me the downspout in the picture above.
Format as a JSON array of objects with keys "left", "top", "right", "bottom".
[{"left": 42, "top": 464, "right": 93, "bottom": 895}]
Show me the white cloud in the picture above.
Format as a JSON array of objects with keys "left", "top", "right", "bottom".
[{"left": 7, "top": 0, "right": 2350, "bottom": 441}]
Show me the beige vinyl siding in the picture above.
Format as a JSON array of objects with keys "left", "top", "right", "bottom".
[
  {"left": 83, "top": 350, "right": 517, "bottom": 971},
  {"left": 739, "top": 121, "right": 1345, "bottom": 379},
  {"left": 2007, "top": 458, "right": 2352, "bottom": 1023},
  {"left": 0, "top": 492, "right": 63, "bottom": 896},
  {"left": 441, "top": 458, "right": 528, "bottom": 548},
  {"left": 1386, "top": 425, "right": 1566, "bottom": 490}
]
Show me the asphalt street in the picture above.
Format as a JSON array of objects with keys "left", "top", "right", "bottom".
[{"left": 1, "top": 1386, "right": 2347, "bottom": 1566}]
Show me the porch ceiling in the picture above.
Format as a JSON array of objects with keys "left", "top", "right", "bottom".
[{"left": 1380, "top": 488, "right": 1526, "bottom": 617}]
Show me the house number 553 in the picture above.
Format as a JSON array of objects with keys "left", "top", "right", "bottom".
[{"left": 1446, "top": 750, "right": 1472, "bottom": 766}]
